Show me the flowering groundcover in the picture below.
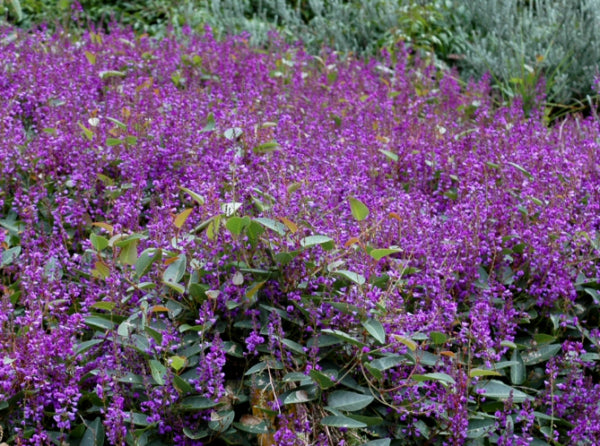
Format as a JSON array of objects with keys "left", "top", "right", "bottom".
[{"left": 1, "top": 26, "right": 600, "bottom": 445}]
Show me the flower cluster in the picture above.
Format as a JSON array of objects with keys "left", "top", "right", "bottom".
[{"left": 1, "top": 23, "right": 600, "bottom": 444}]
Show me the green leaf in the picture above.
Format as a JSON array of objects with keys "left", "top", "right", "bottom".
[
  {"left": 347, "top": 413, "right": 383, "bottom": 426},
  {"left": 92, "top": 261, "right": 110, "bottom": 279},
  {"left": 201, "top": 112, "right": 216, "bottom": 133},
  {"left": 349, "top": 197, "right": 369, "bottom": 221},
  {"left": 393, "top": 334, "right": 417, "bottom": 351},
  {"left": 99, "top": 70, "right": 126, "bottom": 79},
  {"left": 321, "top": 415, "right": 367, "bottom": 428},
  {"left": 283, "top": 389, "right": 313, "bottom": 404},
  {"left": 379, "top": 149, "right": 398, "bottom": 162},
  {"left": 507, "top": 161, "right": 533, "bottom": 179},
  {"left": 84, "top": 316, "right": 115, "bottom": 331},
  {"left": 369, "top": 354, "right": 404, "bottom": 372},
  {"left": 78, "top": 122, "right": 94, "bottom": 140},
  {"left": 333, "top": 270, "right": 366, "bottom": 285},
  {"left": 327, "top": 390, "right": 374, "bottom": 411},
  {"left": 1, "top": 246, "right": 20, "bottom": 266},
  {"left": 362, "top": 319, "right": 386, "bottom": 344},
  {"left": 233, "top": 418, "right": 269, "bottom": 434},
  {"left": 244, "top": 360, "right": 283, "bottom": 375},
  {"left": 180, "top": 186, "right": 205, "bottom": 206},
  {"left": 149, "top": 360, "right": 166, "bottom": 386},
  {"left": 183, "top": 427, "right": 209, "bottom": 440},
  {"left": 254, "top": 217, "right": 286, "bottom": 236},
  {"left": 74, "top": 339, "right": 104, "bottom": 355},
  {"left": 310, "top": 370, "right": 336, "bottom": 390},
  {"left": 90, "top": 233, "right": 109, "bottom": 251},
  {"left": 253, "top": 140, "right": 280, "bottom": 154},
  {"left": 180, "top": 396, "right": 219, "bottom": 410},
  {"left": 369, "top": 248, "right": 403, "bottom": 261},
  {"left": 281, "top": 338, "right": 305, "bottom": 356},
  {"left": 106, "top": 116, "right": 127, "bottom": 130},
  {"left": 164, "top": 281, "right": 185, "bottom": 294},
  {"left": 522, "top": 344, "right": 561, "bottom": 366},
  {"left": 105, "top": 137, "right": 123, "bottom": 147},
  {"left": 173, "top": 375, "right": 194, "bottom": 394},
  {"left": 174, "top": 208, "right": 193, "bottom": 229},
  {"left": 413, "top": 373, "right": 456, "bottom": 387},
  {"left": 429, "top": 331, "right": 447, "bottom": 345},
  {"left": 225, "top": 216, "right": 249, "bottom": 236},
  {"left": 169, "top": 356, "right": 186, "bottom": 371},
  {"left": 322, "top": 329, "right": 365, "bottom": 347},
  {"left": 163, "top": 254, "right": 186, "bottom": 284},
  {"left": 300, "top": 235, "right": 334, "bottom": 249},
  {"left": 124, "top": 412, "right": 150, "bottom": 427},
  {"left": 208, "top": 410, "right": 235, "bottom": 433},
  {"left": 469, "top": 368, "right": 502, "bottom": 378},
  {"left": 135, "top": 248, "right": 161, "bottom": 279},
  {"left": 466, "top": 419, "right": 496, "bottom": 439},
  {"left": 118, "top": 239, "right": 138, "bottom": 266},
  {"left": 533, "top": 333, "right": 555, "bottom": 345},
  {"left": 91, "top": 301, "right": 116, "bottom": 312},
  {"left": 474, "top": 380, "right": 532, "bottom": 402},
  {"left": 81, "top": 417, "right": 104, "bottom": 446},
  {"left": 510, "top": 349, "right": 526, "bottom": 385}
]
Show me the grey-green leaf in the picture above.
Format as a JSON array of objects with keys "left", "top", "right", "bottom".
[
  {"left": 412, "top": 372, "right": 456, "bottom": 387},
  {"left": 81, "top": 417, "right": 104, "bottom": 446},
  {"left": 362, "top": 319, "right": 386, "bottom": 344},
  {"left": 321, "top": 415, "right": 367, "bottom": 428},
  {"left": 333, "top": 269, "right": 366, "bottom": 285},
  {"left": 149, "top": 359, "right": 167, "bottom": 386},
  {"left": 510, "top": 349, "right": 526, "bottom": 385},
  {"left": 163, "top": 254, "right": 186, "bottom": 284},
  {"left": 180, "top": 396, "right": 219, "bottom": 410},
  {"left": 474, "top": 380, "right": 532, "bottom": 403},
  {"left": 300, "top": 235, "right": 334, "bottom": 249},
  {"left": 327, "top": 390, "right": 374, "bottom": 412}
]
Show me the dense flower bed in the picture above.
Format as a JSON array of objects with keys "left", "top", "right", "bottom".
[{"left": 1, "top": 26, "right": 600, "bottom": 445}]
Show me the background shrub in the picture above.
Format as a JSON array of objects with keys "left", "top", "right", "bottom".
[{"left": 437, "top": 0, "right": 600, "bottom": 116}]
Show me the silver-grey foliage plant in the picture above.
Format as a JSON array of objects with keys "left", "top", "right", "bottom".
[
  {"left": 441, "top": 0, "right": 600, "bottom": 107},
  {"left": 183, "top": 0, "right": 419, "bottom": 55}
]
